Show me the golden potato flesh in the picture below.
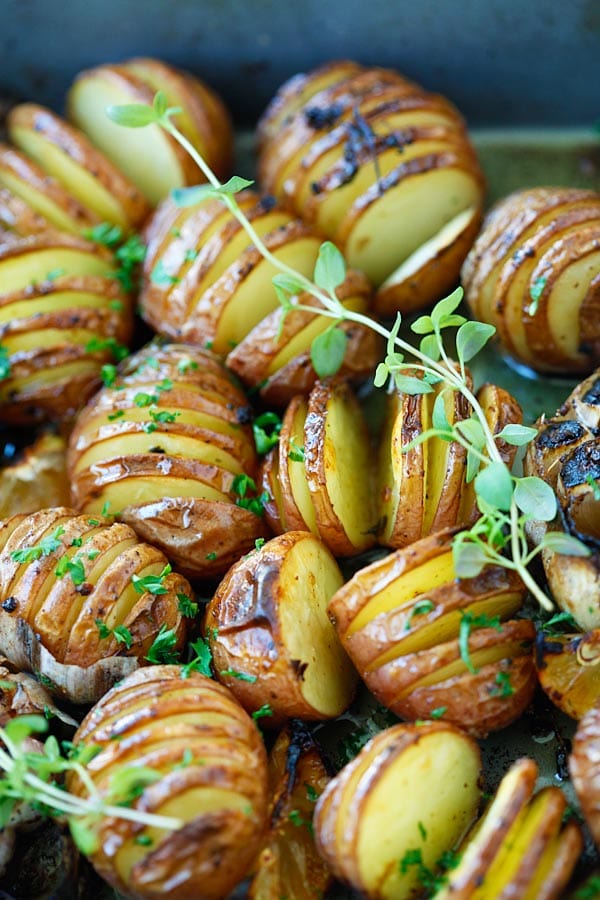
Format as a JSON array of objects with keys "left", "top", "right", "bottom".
[
  {"left": 536, "top": 629, "right": 600, "bottom": 720},
  {"left": 0, "top": 233, "right": 132, "bottom": 424},
  {"left": 329, "top": 530, "right": 533, "bottom": 737},
  {"left": 66, "top": 666, "right": 268, "bottom": 900},
  {"left": 0, "top": 507, "right": 190, "bottom": 695},
  {"left": 67, "top": 342, "right": 267, "bottom": 579},
  {"left": 67, "top": 58, "right": 232, "bottom": 205},
  {"left": 0, "top": 432, "right": 70, "bottom": 519},
  {"left": 462, "top": 187, "right": 600, "bottom": 374},
  {"left": 437, "top": 758, "right": 582, "bottom": 900},
  {"left": 314, "top": 721, "right": 481, "bottom": 899},
  {"left": 206, "top": 531, "right": 358, "bottom": 721},
  {"left": 258, "top": 61, "right": 485, "bottom": 312}
]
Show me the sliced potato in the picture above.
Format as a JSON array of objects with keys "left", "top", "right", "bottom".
[
  {"left": 67, "top": 342, "right": 266, "bottom": 578},
  {"left": 0, "top": 185, "right": 56, "bottom": 237},
  {"left": 536, "top": 629, "right": 600, "bottom": 719},
  {"left": 67, "top": 59, "right": 232, "bottom": 205},
  {"left": 0, "top": 507, "right": 189, "bottom": 670},
  {"left": 8, "top": 104, "right": 149, "bottom": 231},
  {"left": 329, "top": 530, "right": 532, "bottom": 737},
  {"left": 206, "top": 531, "right": 358, "bottom": 721},
  {"left": 437, "top": 758, "right": 582, "bottom": 900},
  {"left": 462, "top": 187, "right": 600, "bottom": 374},
  {"left": 0, "top": 432, "right": 69, "bottom": 519},
  {"left": 314, "top": 721, "right": 481, "bottom": 899},
  {"left": 570, "top": 701, "right": 600, "bottom": 850},
  {"left": 246, "top": 722, "right": 332, "bottom": 898},
  {"left": 66, "top": 667, "right": 268, "bottom": 899}
]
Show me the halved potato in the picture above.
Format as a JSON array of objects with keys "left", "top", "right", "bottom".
[
  {"left": 437, "top": 757, "right": 582, "bottom": 900},
  {"left": 462, "top": 187, "right": 600, "bottom": 374},
  {"left": 246, "top": 722, "right": 332, "bottom": 899},
  {"left": 67, "top": 342, "right": 267, "bottom": 579},
  {"left": 8, "top": 104, "right": 150, "bottom": 231},
  {"left": 66, "top": 666, "right": 268, "bottom": 900},
  {"left": 329, "top": 530, "right": 533, "bottom": 737},
  {"left": 0, "top": 234, "right": 131, "bottom": 424},
  {"left": 314, "top": 721, "right": 481, "bottom": 899},
  {"left": 67, "top": 59, "right": 232, "bottom": 205},
  {"left": 206, "top": 531, "right": 358, "bottom": 721},
  {"left": 0, "top": 507, "right": 189, "bottom": 678}
]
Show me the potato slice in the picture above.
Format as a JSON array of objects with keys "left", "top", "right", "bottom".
[
  {"left": 437, "top": 758, "right": 582, "bottom": 900},
  {"left": 276, "top": 395, "right": 318, "bottom": 533},
  {"left": 0, "top": 186, "right": 55, "bottom": 237},
  {"left": 314, "top": 721, "right": 481, "bottom": 899},
  {"left": 304, "top": 378, "right": 377, "bottom": 555},
  {"left": 536, "top": 629, "right": 600, "bottom": 719},
  {"left": 67, "top": 60, "right": 231, "bottom": 206},
  {"left": 67, "top": 667, "right": 268, "bottom": 900},
  {"left": 0, "top": 507, "right": 189, "bottom": 669},
  {"left": 246, "top": 723, "right": 332, "bottom": 899},
  {"left": 8, "top": 104, "right": 149, "bottom": 230},
  {"left": 206, "top": 531, "right": 358, "bottom": 720},
  {"left": 0, "top": 143, "right": 98, "bottom": 235}
]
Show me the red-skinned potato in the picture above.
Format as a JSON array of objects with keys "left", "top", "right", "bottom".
[
  {"left": 67, "top": 342, "right": 268, "bottom": 579},
  {"left": 205, "top": 531, "right": 358, "bottom": 721},
  {"left": 66, "top": 666, "right": 268, "bottom": 900},
  {"left": 314, "top": 721, "right": 482, "bottom": 899},
  {"left": 328, "top": 530, "right": 534, "bottom": 737}
]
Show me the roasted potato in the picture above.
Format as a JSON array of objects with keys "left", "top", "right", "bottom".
[
  {"left": 377, "top": 379, "right": 522, "bottom": 549},
  {"left": 260, "top": 378, "right": 378, "bottom": 556},
  {"left": 206, "top": 531, "right": 358, "bottom": 721},
  {"left": 0, "top": 507, "right": 190, "bottom": 701},
  {"left": 523, "top": 368, "right": 600, "bottom": 629},
  {"left": 245, "top": 721, "right": 332, "bottom": 899},
  {"left": 536, "top": 628, "right": 600, "bottom": 719},
  {"left": 462, "top": 186, "right": 600, "bottom": 374},
  {"left": 329, "top": 530, "right": 534, "bottom": 737},
  {"left": 258, "top": 60, "right": 485, "bottom": 313},
  {"left": 0, "top": 432, "right": 70, "bottom": 519},
  {"left": 7, "top": 104, "right": 150, "bottom": 232},
  {"left": 66, "top": 666, "right": 269, "bottom": 900},
  {"left": 67, "top": 58, "right": 233, "bottom": 205},
  {"left": 314, "top": 720, "right": 482, "bottom": 899},
  {"left": 0, "top": 232, "right": 132, "bottom": 424},
  {"left": 67, "top": 341, "right": 268, "bottom": 579},
  {"left": 570, "top": 701, "right": 600, "bottom": 850},
  {"left": 436, "top": 757, "right": 582, "bottom": 899}
]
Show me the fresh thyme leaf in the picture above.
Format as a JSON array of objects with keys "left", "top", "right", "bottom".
[
  {"left": 311, "top": 325, "right": 347, "bottom": 377},
  {"left": 218, "top": 175, "right": 255, "bottom": 195},
  {"left": 172, "top": 184, "right": 221, "bottom": 207},
  {"left": 314, "top": 241, "right": 346, "bottom": 295},
  {"left": 513, "top": 476, "right": 557, "bottom": 521},
  {"left": 393, "top": 373, "right": 434, "bottom": 395},
  {"left": 144, "top": 624, "right": 180, "bottom": 664},
  {"left": 456, "top": 320, "right": 495, "bottom": 364},
  {"left": 496, "top": 423, "right": 538, "bottom": 446},
  {"left": 106, "top": 102, "right": 160, "bottom": 128},
  {"left": 430, "top": 286, "right": 464, "bottom": 328},
  {"left": 541, "top": 531, "right": 592, "bottom": 557},
  {"left": 431, "top": 391, "right": 452, "bottom": 433},
  {"left": 452, "top": 540, "right": 490, "bottom": 578},
  {"left": 474, "top": 461, "right": 514, "bottom": 512},
  {"left": 272, "top": 272, "right": 308, "bottom": 296}
]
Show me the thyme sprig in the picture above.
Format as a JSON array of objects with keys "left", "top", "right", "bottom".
[
  {"left": 0, "top": 715, "right": 182, "bottom": 855},
  {"left": 106, "top": 93, "right": 592, "bottom": 612}
]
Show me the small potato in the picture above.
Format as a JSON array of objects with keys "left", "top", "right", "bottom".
[
  {"left": 536, "top": 628, "right": 600, "bottom": 720},
  {"left": 66, "top": 666, "right": 269, "bottom": 900},
  {"left": 314, "top": 721, "right": 482, "bottom": 899},
  {"left": 0, "top": 432, "right": 70, "bottom": 519},
  {"left": 205, "top": 531, "right": 358, "bottom": 721}
]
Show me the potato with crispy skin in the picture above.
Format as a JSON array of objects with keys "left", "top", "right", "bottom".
[
  {"left": 437, "top": 758, "right": 582, "bottom": 899},
  {"left": 206, "top": 531, "right": 358, "bottom": 721},
  {"left": 462, "top": 186, "right": 600, "bottom": 374},
  {"left": 0, "top": 232, "right": 132, "bottom": 424},
  {"left": 67, "top": 342, "right": 268, "bottom": 579},
  {"left": 314, "top": 721, "right": 482, "bottom": 899},
  {"left": 536, "top": 628, "right": 600, "bottom": 719},
  {"left": 0, "top": 432, "right": 70, "bottom": 519},
  {"left": 66, "top": 666, "right": 269, "bottom": 900},
  {"left": 245, "top": 721, "right": 332, "bottom": 899},
  {"left": 570, "top": 702, "right": 600, "bottom": 850},
  {"left": 258, "top": 60, "right": 485, "bottom": 314},
  {"left": 0, "top": 507, "right": 191, "bottom": 702},
  {"left": 329, "top": 530, "right": 534, "bottom": 737},
  {"left": 67, "top": 58, "right": 233, "bottom": 205}
]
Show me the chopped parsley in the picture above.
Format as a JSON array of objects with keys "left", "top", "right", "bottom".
[
  {"left": 54, "top": 554, "right": 86, "bottom": 586},
  {"left": 11, "top": 526, "right": 65, "bottom": 563},
  {"left": 251, "top": 703, "right": 273, "bottom": 721},
  {"left": 177, "top": 592, "right": 198, "bottom": 618},
  {"left": 95, "top": 621, "right": 133, "bottom": 649},
  {"left": 0, "top": 345, "right": 10, "bottom": 381},
  {"left": 231, "top": 473, "right": 268, "bottom": 517},
  {"left": 144, "top": 624, "right": 180, "bottom": 664},
  {"left": 252, "top": 411, "right": 282, "bottom": 455},
  {"left": 219, "top": 668, "right": 257, "bottom": 683},
  {"left": 177, "top": 357, "right": 199, "bottom": 375},
  {"left": 181, "top": 635, "right": 213, "bottom": 678},
  {"left": 490, "top": 671, "right": 514, "bottom": 698},
  {"left": 132, "top": 564, "right": 172, "bottom": 595}
]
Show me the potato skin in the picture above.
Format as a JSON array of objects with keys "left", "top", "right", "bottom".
[{"left": 67, "top": 666, "right": 269, "bottom": 900}]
